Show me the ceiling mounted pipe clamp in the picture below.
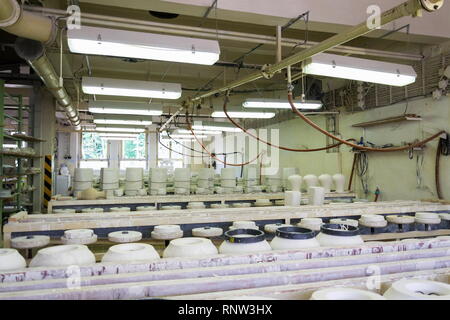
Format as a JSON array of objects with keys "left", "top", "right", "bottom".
[
  {"left": 224, "top": 229, "right": 266, "bottom": 243},
  {"left": 420, "top": 0, "right": 445, "bottom": 11}
]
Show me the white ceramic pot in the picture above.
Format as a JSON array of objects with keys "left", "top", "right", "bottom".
[
  {"left": 229, "top": 221, "right": 258, "bottom": 230},
  {"left": 303, "top": 174, "right": 318, "bottom": 189},
  {"left": 108, "top": 230, "right": 142, "bottom": 243},
  {"left": 192, "top": 227, "right": 223, "bottom": 238},
  {"left": 287, "top": 175, "right": 302, "bottom": 192},
  {"left": 297, "top": 218, "right": 323, "bottom": 231},
  {"left": 332, "top": 174, "right": 345, "bottom": 193},
  {"left": 101, "top": 243, "right": 160, "bottom": 263},
  {"left": 316, "top": 223, "right": 364, "bottom": 247},
  {"left": 318, "top": 174, "right": 332, "bottom": 193},
  {"left": 11, "top": 235, "right": 50, "bottom": 249},
  {"left": 270, "top": 227, "right": 320, "bottom": 250},
  {"left": 386, "top": 215, "right": 415, "bottom": 224},
  {"left": 329, "top": 218, "right": 359, "bottom": 228},
  {"left": 151, "top": 225, "right": 183, "bottom": 240},
  {"left": 231, "top": 202, "right": 252, "bottom": 208},
  {"left": 0, "top": 249, "right": 27, "bottom": 271},
  {"left": 311, "top": 288, "right": 385, "bottom": 300},
  {"left": 284, "top": 191, "right": 301, "bottom": 206},
  {"left": 415, "top": 212, "right": 441, "bottom": 224},
  {"left": 30, "top": 245, "right": 96, "bottom": 268},
  {"left": 219, "top": 229, "right": 272, "bottom": 254},
  {"left": 383, "top": 279, "right": 450, "bottom": 300},
  {"left": 359, "top": 214, "right": 387, "bottom": 228},
  {"left": 254, "top": 199, "right": 272, "bottom": 207},
  {"left": 210, "top": 203, "right": 229, "bottom": 209},
  {"left": 163, "top": 237, "right": 218, "bottom": 258},
  {"left": 53, "top": 208, "right": 76, "bottom": 214},
  {"left": 61, "top": 229, "right": 97, "bottom": 245}
]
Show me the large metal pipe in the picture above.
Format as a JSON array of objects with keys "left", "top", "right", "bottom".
[
  {"left": 191, "top": 0, "right": 443, "bottom": 102},
  {"left": 0, "top": 0, "right": 80, "bottom": 129}
]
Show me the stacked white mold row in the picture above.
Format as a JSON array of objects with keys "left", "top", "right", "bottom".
[
  {"left": 243, "top": 165, "right": 258, "bottom": 191},
  {"left": 73, "top": 168, "right": 93, "bottom": 194},
  {"left": 149, "top": 168, "right": 167, "bottom": 195},
  {"left": 124, "top": 168, "right": 144, "bottom": 196},
  {"left": 174, "top": 168, "right": 191, "bottom": 195},
  {"left": 283, "top": 168, "right": 299, "bottom": 190},
  {"left": 265, "top": 168, "right": 283, "bottom": 192},
  {"left": 101, "top": 168, "right": 120, "bottom": 191},
  {"left": 197, "top": 168, "right": 214, "bottom": 194},
  {"left": 220, "top": 168, "right": 236, "bottom": 194}
]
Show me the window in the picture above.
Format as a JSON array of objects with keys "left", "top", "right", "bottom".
[
  {"left": 120, "top": 133, "right": 146, "bottom": 170},
  {"left": 122, "top": 133, "right": 146, "bottom": 160},
  {"left": 158, "top": 138, "right": 185, "bottom": 168},
  {"left": 81, "top": 132, "right": 107, "bottom": 159},
  {"left": 80, "top": 132, "right": 108, "bottom": 170}
]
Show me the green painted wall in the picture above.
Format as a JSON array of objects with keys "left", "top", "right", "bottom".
[{"left": 251, "top": 96, "right": 450, "bottom": 201}]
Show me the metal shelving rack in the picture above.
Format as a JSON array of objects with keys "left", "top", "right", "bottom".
[{"left": 0, "top": 80, "right": 44, "bottom": 229}]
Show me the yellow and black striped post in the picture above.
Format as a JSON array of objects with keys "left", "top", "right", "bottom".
[{"left": 43, "top": 155, "right": 52, "bottom": 209}]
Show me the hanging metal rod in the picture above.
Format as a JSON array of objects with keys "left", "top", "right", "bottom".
[{"left": 190, "top": 0, "right": 442, "bottom": 102}]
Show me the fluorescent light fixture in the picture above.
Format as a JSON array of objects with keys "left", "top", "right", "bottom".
[
  {"left": 82, "top": 77, "right": 182, "bottom": 99},
  {"left": 89, "top": 100, "right": 163, "bottom": 116},
  {"left": 243, "top": 98, "right": 322, "bottom": 110},
  {"left": 68, "top": 25, "right": 220, "bottom": 65},
  {"left": 192, "top": 121, "right": 242, "bottom": 133},
  {"left": 97, "top": 133, "right": 139, "bottom": 138},
  {"left": 3, "top": 144, "right": 18, "bottom": 149},
  {"left": 303, "top": 53, "right": 417, "bottom": 86},
  {"left": 95, "top": 126, "right": 145, "bottom": 133},
  {"left": 176, "top": 129, "right": 222, "bottom": 135},
  {"left": 211, "top": 111, "right": 275, "bottom": 119},
  {"left": 170, "top": 134, "right": 208, "bottom": 139},
  {"left": 94, "top": 119, "right": 152, "bottom": 126}
]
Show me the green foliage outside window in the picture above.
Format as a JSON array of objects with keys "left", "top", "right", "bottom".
[
  {"left": 123, "top": 133, "right": 146, "bottom": 159},
  {"left": 82, "top": 132, "right": 107, "bottom": 159}
]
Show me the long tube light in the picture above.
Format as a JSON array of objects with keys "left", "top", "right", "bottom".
[
  {"left": 82, "top": 77, "right": 182, "bottom": 99},
  {"left": 67, "top": 25, "right": 220, "bottom": 65},
  {"left": 176, "top": 129, "right": 222, "bottom": 135},
  {"left": 303, "top": 53, "right": 417, "bottom": 86},
  {"left": 161, "top": 133, "right": 208, "bottom": 139},
  {"left": 243, "top": 98, "right": 322, "bottom": 110},
  {"left": 211, "top": 111, "right": 275, "bottom": 119},
  {"left": 88, "top": 101, "right": 163, "bottom": 116},
  {"left": 94, "top": 119, "right": 152, "bottom": 126},
  {"left": 95, "top": 126, "right": 146, "bottom": 133},
  {"left": 192, "top": 122, "right": 242, "bottom": 133}
]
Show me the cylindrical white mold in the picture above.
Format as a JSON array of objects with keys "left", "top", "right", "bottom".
[
  {"left": 73, "top": 168, "right": 94, "bottom": 193},
  {"left": 308, "top": 186, "right": 325, "bottom": 205},
  {"left": 316, "top": 224, "right": 364, "bottom": 247},
  {"left": 270, "top": 227, "right": 320, "bottom": 250},
  {"left": 282, "top": 168, "right": 298, "bottom": 190},
  {"left": 220, "top": 168, "right": 236, "bottom": 193},
  {"left": 219, "top": 229, "right": 271, "bottom": 254},
  {"left": 125, "top": 168, "right": 144, "bottom": 191},
  {"left": 285, "top": 191, "right": 301, "bottom": 206},
  {"left": 174, "top": 168, "right": 191, "bottom": 194},
  {"left": 383, "top": 279, "right": 450, "bottom": 300},
  {"left": 101, "top": 168, "right": 120, "bottom": 190},
  {"left": 149, "top": 168, "right": 168, "bottom": 195},
  {"left": 297, "top": 218, "right": 323, "bottom": 231}
]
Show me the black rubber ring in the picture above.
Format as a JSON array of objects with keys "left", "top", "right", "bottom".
[
  {"left": 320, "top": 223, "right": 360, "bottom": 237},
  {"left": 224, "top": 229, "right": 266, "bottom": 243},
  {"left": 276, "top": 227, "right": 316, "bottom": 240}
]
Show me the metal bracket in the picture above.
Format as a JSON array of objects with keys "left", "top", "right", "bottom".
[
  {"left": 420, "top": 0, "right": 444, "bottom": 12},
  {"left": 261, "top": 64, "right": 274, "bottom": 79}
]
